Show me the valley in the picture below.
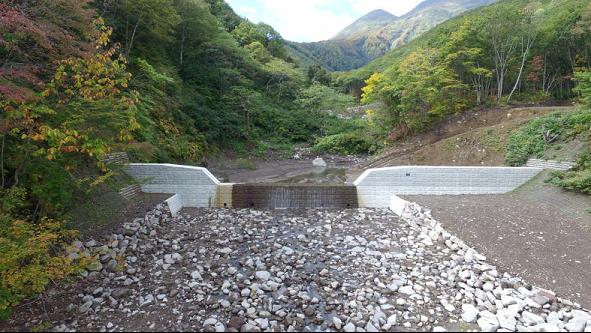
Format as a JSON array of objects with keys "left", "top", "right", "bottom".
[{"left": 1, "top": 0, "right": 591, "bottom": 331}]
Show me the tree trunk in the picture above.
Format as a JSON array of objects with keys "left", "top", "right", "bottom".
[
  {"left": 508, "top": 36, "right": 534, "bottom": 103},
  {"left": 180, "top": 23, "right": 186, "bottom": 65},
  {"left": 127, "top": 17, "right": 141, "bottom": 59},
  {"left": 491, "top": 36, "right": 516, "bottom": 103}
]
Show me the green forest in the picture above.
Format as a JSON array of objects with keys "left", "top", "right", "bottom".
[
  {"left": 339, "top": 0, "right": 591, "bottom": 191},
  {"left": 0, "top": 0, "right": 358, "bottom": 315},
  {"left": 0, "top": 0, "right": 591, "bottom": 318}
]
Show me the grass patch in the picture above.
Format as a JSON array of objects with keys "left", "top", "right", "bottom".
[
  {"left": 235, "top": 158, "right": 257, "bottom": 170},
  {"left": 480, "top": 128, "right": 504, "bottom": 151},
  {"left": 505, "top": 109, "right": 590, "bottom": 166}
]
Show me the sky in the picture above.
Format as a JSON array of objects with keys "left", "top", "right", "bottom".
[{"left": 225, "top": 0, "right": 424, "bottom": 43}]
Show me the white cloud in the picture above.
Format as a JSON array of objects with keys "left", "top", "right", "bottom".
[{"left": 226, "top": 0, "right": 425, "bottom": 42}]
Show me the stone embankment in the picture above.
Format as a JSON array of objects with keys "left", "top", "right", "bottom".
[{"left": 6, "top": 201, "right": 589, "bottom": 332}]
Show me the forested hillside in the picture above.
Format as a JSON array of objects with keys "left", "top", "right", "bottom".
[
  {"left": 339, "top": 0, "right": 591, "bottom": 130},
  {"left": 338, "top": 0, "right": 591, "bottom": 193},
  {"left": 0, "top": 0, "right": 358, "bottom": 315}
]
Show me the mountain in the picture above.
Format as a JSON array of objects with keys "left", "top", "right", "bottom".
[
  {"left": 332, "top": 9, "right": 397, "bottom": 41},
  {"left": 369, "top": 0, "right": 498, "bottom": 51},
  {"left": 286, "top": 0, "right": 498, "bottom": 71}
]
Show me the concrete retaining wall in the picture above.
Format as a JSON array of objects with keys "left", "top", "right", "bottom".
[
  {"left": 354, "top": 166, "right": 542, "bottom": 208},
  {"left": 165, "top": 194, "right": 183, "bottom": 216},
  {"left": 526, "top": 159, "right": 575, "bottom": 171},
  {"left": 124, "top": 163, "right": 544, "bottom": 211},
  {"left": 124, "top": 164, "right": 220, "bottom": 210}
]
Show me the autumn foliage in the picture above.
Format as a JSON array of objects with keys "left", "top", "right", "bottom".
[{"left": 1, "top": 5, "right": 137, "bottom": 317}]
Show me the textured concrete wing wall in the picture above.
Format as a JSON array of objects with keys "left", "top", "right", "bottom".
[
  {"left": 354, "top": 166, "right": 542, "bottom": 208},
  {"left": 165, "top": 194, "right": 183, "bottom": 216},
  {"left": 526, "top": 159, "right": 575, "bottom": 171},
  {"left": 124, "top": 164, "right": 220, "bottom": 208}
]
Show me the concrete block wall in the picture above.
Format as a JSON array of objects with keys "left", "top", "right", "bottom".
[
  {"left": 354, "top": 166, "right": 542, "bottom": 208},
  {"left": 165, "top": 194, "right": 183, "bottom": 216},
  {"left": 124, "top": 164, "right": 220, "bottom": 210},
  {"left": 124, "top": 163, "right": 544, "bottom": 211},
  {"left": 526, "top": 159, "right": 575, "bottom": 171}
]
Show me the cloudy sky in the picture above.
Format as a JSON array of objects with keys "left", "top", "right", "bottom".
[{"left": 225, "top": 0, "right": 424, "bottom": 42}]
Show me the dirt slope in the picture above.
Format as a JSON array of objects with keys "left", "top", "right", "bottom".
[{"left": 359, "top": 106, "right": 577, "bottom": 171}]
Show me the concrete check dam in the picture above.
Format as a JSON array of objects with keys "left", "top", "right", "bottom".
[{"left": 123, "top": 163, "right": 543, "bottom": 215}]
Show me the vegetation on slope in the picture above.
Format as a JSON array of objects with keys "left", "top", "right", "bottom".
[
  {"left": 343, "top": 0, "right": 591, "bottom": 145},
  {"left": 507, "top": 72, "right": 591, "bottom": 195},
  {"left": 0, "top": 0, "right": 359, "bottom": 316}
]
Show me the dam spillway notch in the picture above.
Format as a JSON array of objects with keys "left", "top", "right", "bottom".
[{"left": 230, "top": 184, "right": 358, "bottom": 209}]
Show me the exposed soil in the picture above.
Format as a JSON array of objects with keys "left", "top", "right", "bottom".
[
  {"left": 354, "top": 106, "right": 577, "bottom": 179},
  {"left": 404, "top": 194, "right": 591, "bottom": 309},
  {"left": 208, "top": 155, "right": 367, "bottom": 184}
]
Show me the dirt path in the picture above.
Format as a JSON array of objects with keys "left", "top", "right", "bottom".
[{"left": 404, "top": 194, "right": 591, "bottom": 309}]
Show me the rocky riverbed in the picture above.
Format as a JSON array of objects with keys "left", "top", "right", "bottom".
[{"left": 4, "top": 203, "right": 590, "bottom": 332}]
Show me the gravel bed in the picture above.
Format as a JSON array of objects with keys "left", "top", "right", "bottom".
[{"left": 3, "top": 203, "right": 590, "bottom": 332}]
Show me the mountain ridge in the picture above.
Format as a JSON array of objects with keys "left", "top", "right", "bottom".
[
  {"left": 286, "top": 0, "right": 498, "bottom": 71},
  {"left": 331, "top": 9, "right": 397, "bottom": 41}
]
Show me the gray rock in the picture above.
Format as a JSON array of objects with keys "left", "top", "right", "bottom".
[
  {"left": 343, "top": 323, "right": 356, "bottom": 332},
  {"left": 255, "top": 271, "right": 271, "bottom": 281},
  {"left": 112, "top": 288, "right": 131, "bottom": 299},
  {"left": 531, "top": 294, "right": 550, "bottom": 306},
  {"left": 478, "top": 311, "right": 500, "bottom": 332},
  {"left": 530, "top": 323, "right": 561, "bottom": 332},
  {"left": 332, "top": 317, "right": 342, "bottom": 329},
  {"left": 521, "top": 311, "right": 545, "bottom": 326},
  {"left": 105, "top": 259, "right": 118, "bottom": 272},
  {"left": 565, "top": 318, "right": 587, "bottom": 332},
  {"left": 497, "top": 309, "right": 517, "bottom": 331},
  {"left": 461, "top": 304, "right": 479, "bottom": 323},
  {"left": 365, "top": 321, "right": 379, "bottom": 332},
  {"left": 79, "top": 300, "right": 93, "bottom": 313},
  {"left": 312, "top": 157, "right": 327, "bottom": 168}
]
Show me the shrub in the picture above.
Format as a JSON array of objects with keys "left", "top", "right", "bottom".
[
  {"left": 0, "top": 188, "right": 78, "bottom": 319},
  {"left": 574, "top": 71, "right": 591, "bottom": 108},
  {"left": 505, "top": 110, "right": 591, "bottom": 166},
  {"left": 548, "top": 152, "right": 591, "bottom": 194},
  {"left": 313, "top": 132, "right": 372, "bottom": 155}
]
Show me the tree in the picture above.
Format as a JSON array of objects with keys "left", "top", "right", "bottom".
[
  {"left": 0, "top": 0, "right": 94, "bottom": 102},
  {"left": 173, "top": 0, "right": 220, "bottom": 66},
  {"left": 485, "top": 4, "right": 519, "bottom": 102},
  {"left": 307, "top": 64, "right": 332, "bottom": 85},
  {"left": 507, "top": 5, "right": 539, "bottom": 103},
  {"left": 362, "top": 48, "right": 467, "bottom": 136},
  {"left": 1, "top": 19, "right": 138, "bottom": 204},
  {"left": 95, "top": 0, "right": 180, "bottom": 59}
]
